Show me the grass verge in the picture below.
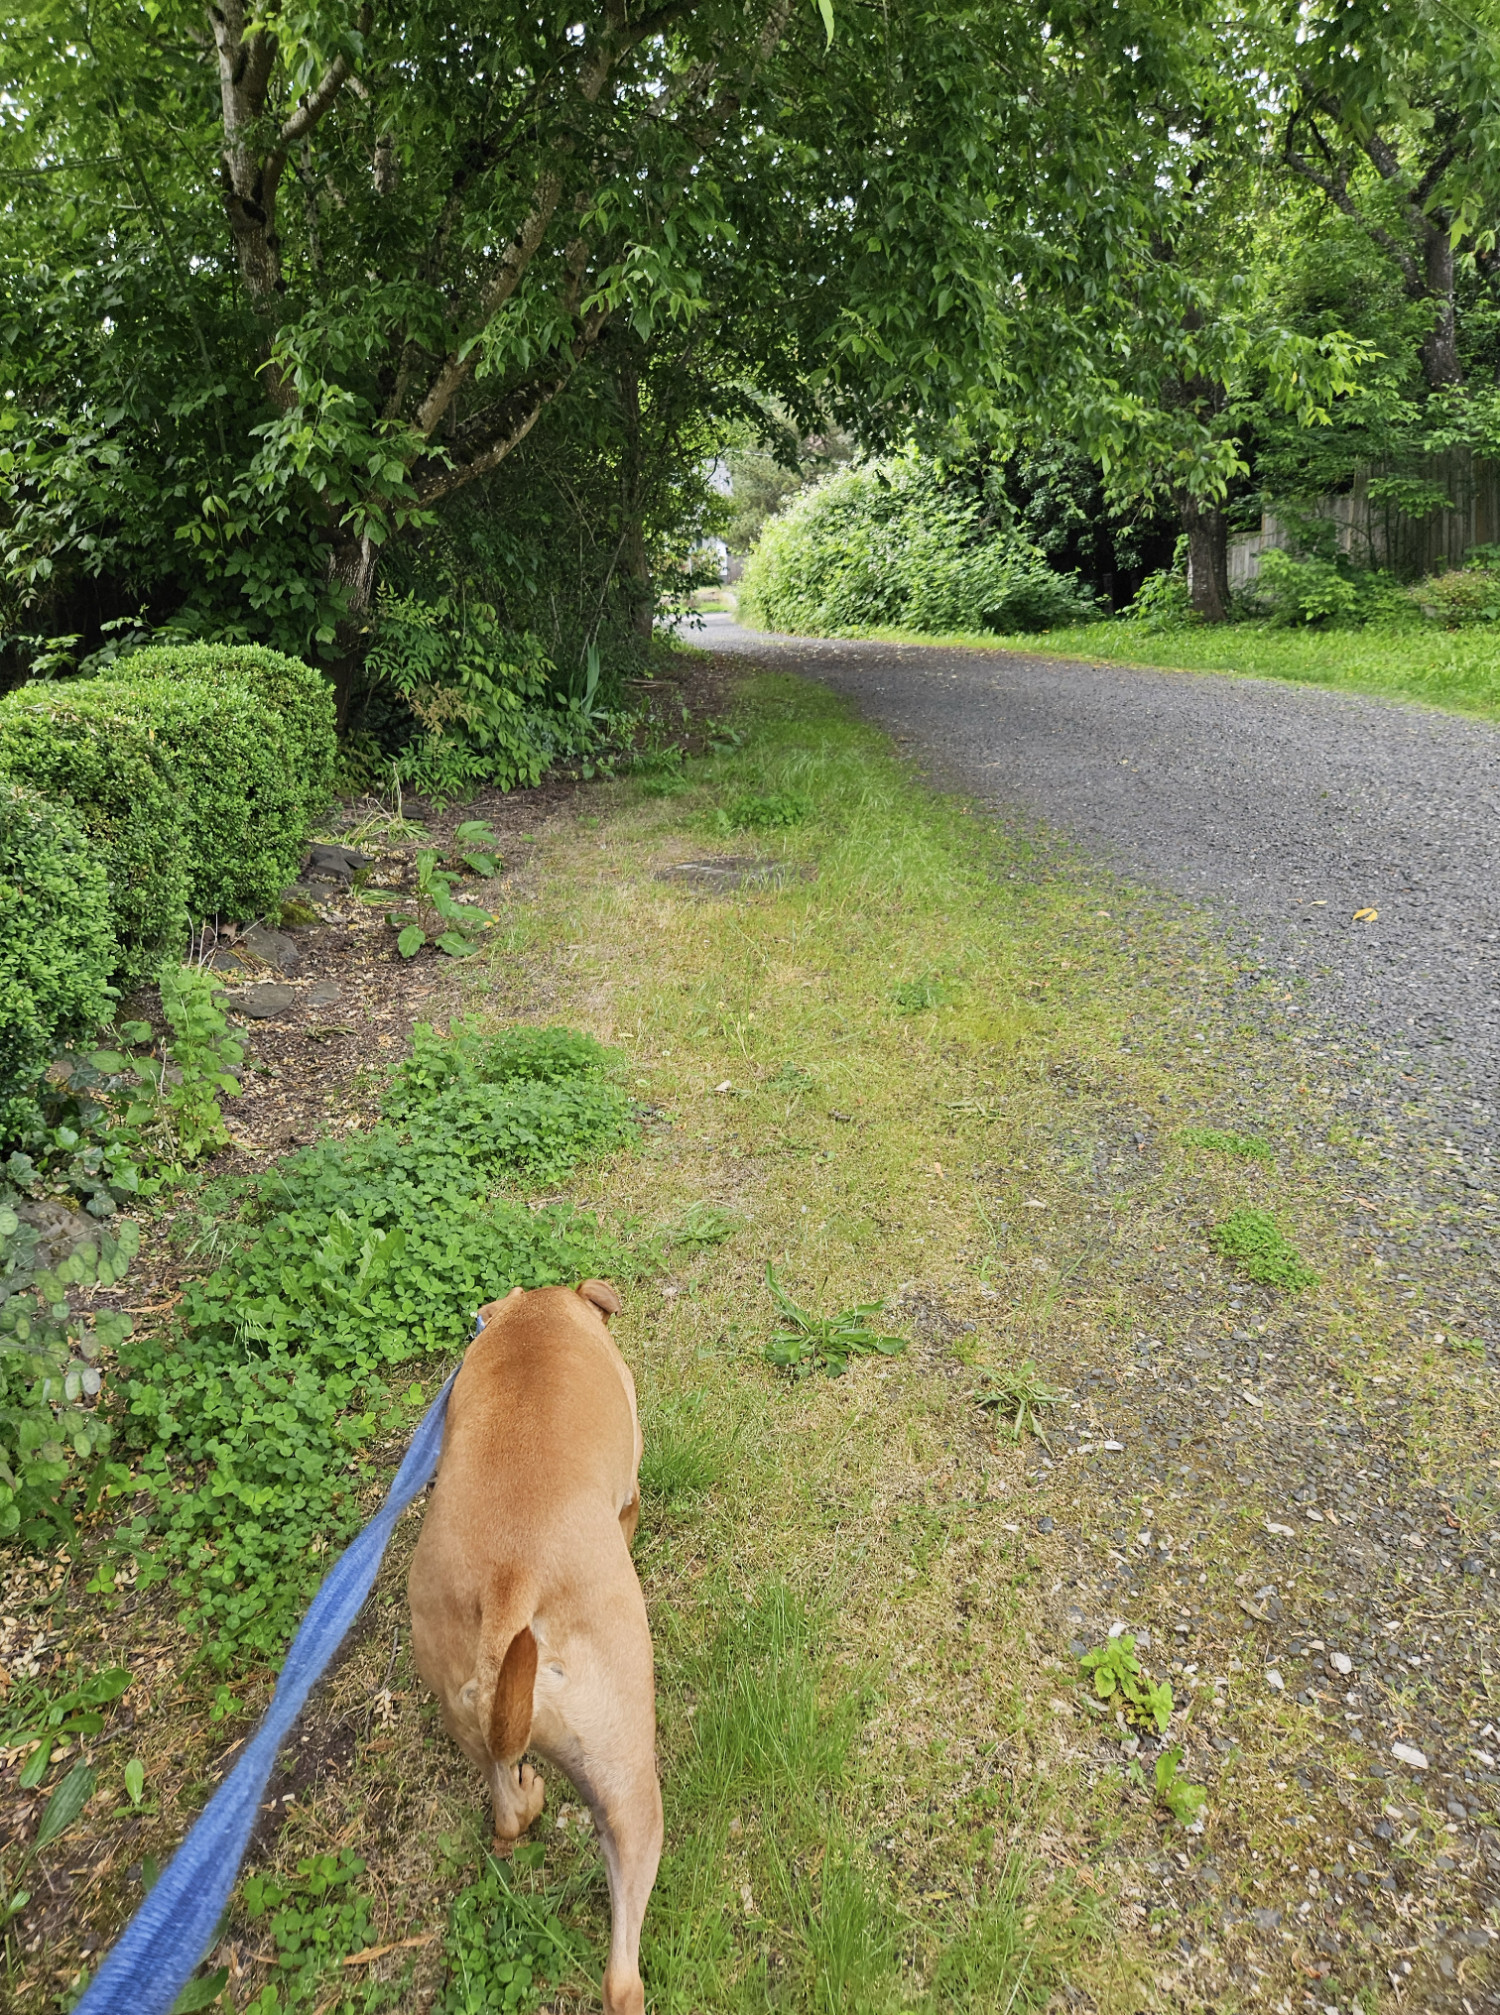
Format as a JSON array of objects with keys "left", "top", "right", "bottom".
[
  {"left": 4, "top": 668, "right": 1497, "bottom": 2013},
  {"left": 746, "top": 614, "right": 1500, "bottom": 724}
]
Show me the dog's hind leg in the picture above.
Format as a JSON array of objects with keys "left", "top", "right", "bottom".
[
  {"left": 486, "top": 1755, "right": 546, "bottom": 1847},
  {"left": 548, "top": 1653, "right": 662, "bottom": 2015}
]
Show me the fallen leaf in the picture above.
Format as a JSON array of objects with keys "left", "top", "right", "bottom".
[
  {"left": 343, "top": 1934, "right": 436, "bottom": 1967},
  {"left": 1353, "top": 907, "right": 1379, "bottom": 922},
  {"left": 1238, "top": 1598, "right": 1270, "bottom": 1622}
]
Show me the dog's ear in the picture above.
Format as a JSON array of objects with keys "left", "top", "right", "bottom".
[{"left": 577, "top": 1278, "right": 622, "bottom": 1321}]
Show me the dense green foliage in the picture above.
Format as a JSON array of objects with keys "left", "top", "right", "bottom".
[
  {"left": 98, "top": 642, "right": 338, "bottom": 816},
  {"left": 108, "top": 1021, "right": 638, "bottom": 1660},
  {"left": 0, "top": 685, "right": 188, "bottom": 984},
  {"left": 741, "top": 459, "right": 1095, "bottom": 638},
  {"left": 0, "top": 782, "right": 116, "bottom": 1137},
  {"left": 92, "top": 672, "right": 305, "bottom": 920},
  {"left": 0, "top": 1209, "right": 137, "bottom": 1545}
]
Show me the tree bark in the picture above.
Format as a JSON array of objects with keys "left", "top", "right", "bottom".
[
  {"left": 1419, "top": 221, "right": 1462, "bottom": 389},
  {"left": 325, "top": 533, "right": 381, "bottom": 729},
  {"left": 1181, "top": 497, "right": 1231, "bottom": 623}
]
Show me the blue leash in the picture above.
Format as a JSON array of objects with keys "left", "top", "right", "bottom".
[{"left": 75, "top": 1367, "right": 457, "bottom": 2015}]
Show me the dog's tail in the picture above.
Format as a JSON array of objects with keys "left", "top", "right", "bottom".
[{"left": 473, "top": 1573, "right": 538, "bottom": 1765}]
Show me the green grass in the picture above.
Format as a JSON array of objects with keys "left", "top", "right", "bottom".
[{"left": 742, "top": 610, "right": 1500, "bottom": 723}]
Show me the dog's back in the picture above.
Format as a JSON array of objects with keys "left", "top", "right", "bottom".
[{"left": 407, "top": 1279, "right": 661, "bottom": 2015}]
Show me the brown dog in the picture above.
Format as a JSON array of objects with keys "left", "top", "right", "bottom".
[{"left": 408, "top": 1280, "right": 661, "bottom": 2015}]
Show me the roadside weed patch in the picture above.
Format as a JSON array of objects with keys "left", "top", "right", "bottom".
[
  {"left": 712, "top": 788, "right": 811, "bottom": 833},
  {"left": 891, "top": 973, "right": 959, "bottom": 1013},
  {"left": 1209, "top": 1205, "right": 1318, "bottom": 1291},
  {"left": 969, "top": 1360, "right": 1065, "bottom": 1446},
  {"left": 1079, "top": 1635, "right": 1173, "bottom": 1738},
  {"left": 762, "top": 1264, "right": 906, "bottom": 1378},
  {"left": 1178, "top": 1126, "right": 1273, "bottom": 1163},
  {"left": 1148, "top": 1747, "right": 1207, "bottom": 1829}
]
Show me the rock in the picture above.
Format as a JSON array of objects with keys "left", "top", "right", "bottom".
[
  {"left": 307, "top": 982, "right": 343, "bottom": 1008},
  {"left": 13, "top": 1198, "right": 99, "bottom": 1267},
  {"left": 655, "top": 855, "right": 795, "bottom": 892},
  {"left": 1329, "top": 1651, "right": 1353, "bottom": 1675},
  {"left": 303, "top": 842, "right": 371, "bottom": 884},
  {"left": 1265, "top": 1668, "right": 1284, "bottom": 1690},
  {"left": 1392, "top": 1741, "right": 1429, "bottom": 1770},
  {"left": 229, "top": 984, "right": 299, "bottom": 1020},
  {"left": 240, "top": 924, "right": 302, "bottom": 975}
]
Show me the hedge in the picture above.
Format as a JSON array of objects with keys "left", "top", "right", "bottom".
[
  {"left": 97, "top": 643, "right": 337, "bottom": 815},
  {"left": 0, "top": 782, "right": 117, "bottom": 1140},
  {"left": 93, "top": 673, "right": 306, "bottom": 921},
  {"left": 0, "top": 688, "right": 189, "bottom": 986}
]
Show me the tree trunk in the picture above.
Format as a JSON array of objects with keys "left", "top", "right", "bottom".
[
  {"left": 325, "top": 533, "right": 381, "bottom": 730},
  {"left": 617, "top": 359, "right": 654, "bottom": 645},
  {"left": 1419, "top": 222, "right": 1462, "bottom": 389},
  {"left": 1181, "top": 497, "right": 1231, "bottom": 623}
]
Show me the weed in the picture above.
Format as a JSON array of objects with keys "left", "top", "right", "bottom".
[
  {"left": 1151, "top": 1745, "right": 1208, "bottom": 1827},
  {"left": 1209, "top": 1206, "right": 1318, "bottom": 1291},
  {"left": 2, "top": 1662, "right": 132, "bottom": 1788},
  {"left": 640, "top": 1398, "right": 726, "bottom": 1503},
  {"left": 1079, "top": 1635, "right": 1174, "bottom": 1739},
  {"left": 659, "top": 1201, "right": 742, "bottom": 1251},
  {"left": 364, "top": 849, "right": 493, "bottom": 958},
  {"left": 449, "top": 819, "right": 501, "bottom": 877},
  {"left": 1180, "top": 1127, "right": 1274, "bottom": 1162},
  {"left": 891, "top": 974, "right": 957, "bottom": 1012},
  {"left": 240, "top": 1851, "right": 377, "bottom": 2000},
  {"left": 710, "top": 788, "right": 811, "bottom": 833},
  {"left": 440, "top": 1853, "right": 588, "bottom": 2014},
  {"left": 970, "top": 1360, "right": 1065, "bottom": 1448},
  {"left": 762, "top": 1264, "right": 906, "bottom": 1378},
  {"left": 100, "top": 965, "right": 245, "bottom": 1174},
  {"left": 383, "top": 1020, "right": 618, "bottom": 1118},
  {"left": 334, "top": 772, "right": 431, "bottom": 846},
  {"left": 0, "top": 1208, "right": 137, "bottom": 1543}
]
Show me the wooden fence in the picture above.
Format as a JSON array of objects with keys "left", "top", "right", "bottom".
[{"left": 1227, "top": 447, "right": 1500, "bottom": 589}]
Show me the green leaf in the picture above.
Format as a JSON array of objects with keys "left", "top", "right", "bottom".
[
  {"left": 18, "top": 1743, "right": 51, "bottom": 1789},
  {"left": 396, "top": 924, "right": 426, "bottom": 958},
  {"left": 169, "top": 1967, "right": 229, "bottom": 2012},
  {"left": 123, "top": 1757, "right": 145, "bottom": 1807},
  {"left": 435, "top": 931, "right": 479, "bottom": 957},
  {"left": 33, "top": 1761, "right": 96, "bottom": 1851},
  {"left": 815, "top": 0, "right": 835, "bottom": 43}
]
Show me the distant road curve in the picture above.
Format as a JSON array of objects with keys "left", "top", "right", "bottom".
[{"left": 696, "top": 616, "right": 1500, "bottom": 1096}]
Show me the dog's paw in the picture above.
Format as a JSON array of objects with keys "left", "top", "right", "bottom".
[{"left": 517, "top": 1760, "right": 546, "bottom": 1827}]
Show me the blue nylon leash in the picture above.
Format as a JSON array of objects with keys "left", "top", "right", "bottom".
[{"left": 75, "top": 1367, "right": 457, "bottom": 2015}]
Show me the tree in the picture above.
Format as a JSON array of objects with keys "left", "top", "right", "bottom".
[{"left": 1, "top": 0, "right": 1263, "bottom": 680}]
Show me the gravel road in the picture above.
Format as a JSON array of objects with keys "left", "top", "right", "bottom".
[{"left": 699, "top": 617, "right": 1500, "bottom": 1099}]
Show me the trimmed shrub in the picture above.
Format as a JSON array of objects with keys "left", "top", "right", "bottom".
[
  {"left": 740, "top": 456, "right": 1094, "bottom": 638},
  {"left": 98, "top": 674, "right": 307, "bottom": 921},
  {"left": 0, "top": 783, "right": 118, "bottom": 1140},
  {"left": 97, "top": 642, "right": 338, "bottom": 814},
  {"left": 0, "top": 687, "right": 188, "bottom": 986}
]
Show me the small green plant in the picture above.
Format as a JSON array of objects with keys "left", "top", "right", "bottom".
[
  {"left": 123, "top": 1757, "right": 146, "bottom": 1807},
  {"left": 1209, "top": 1207, "right": 1318, "bottom": 1292},
  {"left": 365, "top": 849, "right": 494, "bottom": 958},
  {"left": 660, "top": 1200, "right": 742, "bottom": 1250},
  {"left": 100, "top": 966, "right": 245, "bottom": 1173},
  {"left": 449, "top": 819, "right": 502, "bottom": 876},
  {"left": 1152, "top": 1745, "right": 1208, "bottom": 1827},
  {"left": 970, "top": 1360, "right": 1065, "bottom": 1447},
  {"left": 440, "top": 1853, "right": 586, "bottom": 2015},
  {"left": 1, "top": 1662, "right": 132, "bottom": 1787},
  {"left": 240, "top": 1850, "right": 377, "bottom": 1999},
  {"left": 891, "top": 975, "right": 956, "bottom": 1012},
  {"left": 1179, "top": 1127, "right": 1273, "bottom": 1163},
  {"left": 1079, "top": 1635, "right": 1174, "bottom": 1738},
  {"left": 712, "top": 789, "right": 811, "bottom": 833},
  {"left": 763, "top": 1265, "right": 906, "bottom": 1379},
  {"left": 383, "top": 1019, "right": 616, "bottom": 1116},
  {"left": 0, "top": 1205, "right": 137, "bottom": 1542}
]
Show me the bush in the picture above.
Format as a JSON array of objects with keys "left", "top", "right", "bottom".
[
  {"left": 981, "top": 566, "right": 1096, "bottom": 634},
  {"left": 1121, "top": 569, "right": 1195, "bottom": 632},
  {"left": 0, "top": 783, "right": 118, "bottom": 1141},
  {"left": 96, "top": 673, "right": 306, "bottom": 920},
  {"left": 740, "top": 455, "right": 1093, "bottom": 638},
  {"left": 1413, "top": 564, "right": 1500, "bottom": 627},
  {"left": 1255, "top": 549, "right": 1360, "bottom": 626},
  {"left": 0, "top": 686, "right": 189, "bottom": 986},
  {"left": 98, "top": 642, "right": 338, "bottom": 815}
]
